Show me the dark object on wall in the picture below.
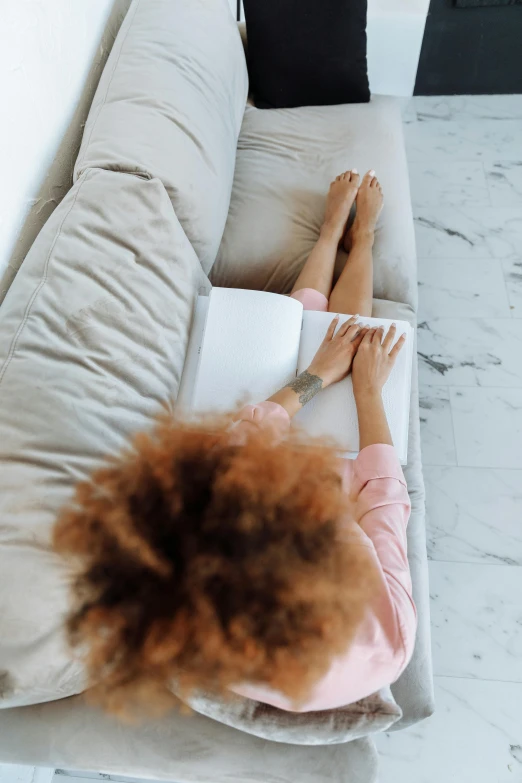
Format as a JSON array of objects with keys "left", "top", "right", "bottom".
[
  {"left": 455, "top": 0, "right": 522, "bottom": 6},
  {"left": 243, "top": 0, "right": 370, "bottom": 108},
  {"left": 237, "top": 0, "right": 241, "bottom": 21},
  {"left": 416, "top": 0, "right": 522, "bottom": 94}
]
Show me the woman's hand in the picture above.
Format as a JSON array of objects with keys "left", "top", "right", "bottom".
[
  {"left": 352, "top": 324, "right": 406, "bottom": 399},
  {"left": 308, "top": 315, "right": 368, "bottom": 389}
]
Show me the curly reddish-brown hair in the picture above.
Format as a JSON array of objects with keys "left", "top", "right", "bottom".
[{"left": 54, "top": 413, "right": 376, "bottom": 718}]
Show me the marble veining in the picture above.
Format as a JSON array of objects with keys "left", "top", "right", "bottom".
[
  {"left": 380, "top": 95, "right": 522, "bottom": 783},
  {"left": 485, "top": 160, "right": 522, "bottom": 207},
  {"left": 418, "top": 318, "right": 522, "bottom": 387},
  {"left": 502, "top": 258, "right": 522, "bottom": 317},
  {"left": 429, "top": 561, "right": 522, "bottom": 680},
  {"left": 377, "top": 678, "right": 522, "bottom": 783},
  {"left": 419, "top": 386, "right": 457, "bottom": 466},
  {"left": 413, "top": 95, "right": 522, "bottom": 122},
  {"left": 400, "top": 97, "right": 418, "bottom": 125},
  {"left": 425, "top": 466, "right": 522, "bottom": 565},
  {"left": 418, "top": 257, "right": 511, "bottom": 320},
  {"left": 405, "top": 119, "right": 522, "bottom": 161},
  {"left": 414, "top": 206, "right": 522, "bottom": 259},
  {"left": 450, "top": 387, "right": 522, "bottom": 469},
  {"left": 409, "top": 161, "right": 490, "bottom": 207}
]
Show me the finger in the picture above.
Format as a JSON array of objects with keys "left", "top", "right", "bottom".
[
  {"left": 344, "top": 324, "right": 362, "bottom": 341},
  {"left": 372, "top": 326, "right": 385, "bottom": 344},
  {"left": 353, "top": 327, "right": 370, "bottom": 344},
  {"left": 389, "top": 333, "right": 406, "bottom": 361},
  {"left": 324, "top": 315, "right": 339, "bottom": 342},
  {"left": 362, "top": 328, "right": 374, "bottom": 344},
  {"left": 350, "top": 329, "right": 367, "bottom": 352},
  {"left": 382, "top": 323, "right": 397, "bottom": 351},
  {"left": 337, "top": 314, "right": 359, "bottom": 337}
]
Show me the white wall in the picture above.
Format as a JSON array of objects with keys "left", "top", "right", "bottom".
[
  {"left": 230, "top": 0, "right": 430, "bottom": 98},
  {"left": 368, "top": 0, "right": 430, "bottom": 96},
  {"left": 0, "top": 0, "right": 131, "bottom": 301}
]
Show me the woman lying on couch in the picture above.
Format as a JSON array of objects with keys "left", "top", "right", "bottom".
[{"left": 54, "top": 170, "right": 416, "bottom": 717}]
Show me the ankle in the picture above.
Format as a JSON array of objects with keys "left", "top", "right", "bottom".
[
  {"left": 350, "top": 227, "right": 375, "bottom": 246},
  {"left": 320, "top": 222, "right": 341, "bottom": 245}
]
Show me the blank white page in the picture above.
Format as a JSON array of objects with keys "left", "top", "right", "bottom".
[
  {"left": 295, "top": 312, "right": 413, "bottom": 463},
  {"left": 192, "top": 288, "right": 303, "bottom": 413}
]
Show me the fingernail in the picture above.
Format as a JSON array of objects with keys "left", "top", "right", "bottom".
[
  {"left": 369, "top": 169, "right": 376, "bottom": 177},
  {"left": 392, "top": 322, "right": 396, "bottom": 327}
]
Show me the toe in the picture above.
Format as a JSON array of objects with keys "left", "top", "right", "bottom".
[
  {"left": 363, "top": 170, "right": 375, "bottom": 186},
  {"left": 351, "top": 169, "right": 360, "bottom": 186}
]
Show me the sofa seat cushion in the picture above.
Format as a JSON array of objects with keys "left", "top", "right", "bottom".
[
  {"left": 0, "top": 696, "right": 379, "bottom": 783},
  {"left": 74, "top": 0, "right": 248, "bottom": 273},
  {"left": 210, "top": 97, "right": 417, "bottom": 310},
  {"left": 0, "top": 169, "right": 208, "bottom": 708}
]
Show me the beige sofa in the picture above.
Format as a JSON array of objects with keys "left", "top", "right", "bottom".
[{"left": 0, "top": 1, "right": 433, "bottom": 780}]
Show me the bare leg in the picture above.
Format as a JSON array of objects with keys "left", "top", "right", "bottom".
[
  {"left": 291, "top": 170, "right": 360, "bottom": 299},
  {"left": 328, "top": 171, "right": 383, "bottom": 317}
]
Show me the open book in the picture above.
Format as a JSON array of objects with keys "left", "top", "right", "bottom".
[{"left": 177, "top": 288, "right": 414, "bottom": 463}]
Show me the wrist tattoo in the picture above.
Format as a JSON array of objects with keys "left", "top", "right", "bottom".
[{"left": 288, "top": 370, "right": 323, "bottom": 405}]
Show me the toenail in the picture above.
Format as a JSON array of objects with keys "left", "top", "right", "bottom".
[
  {"left": 352, "top": 168, "right": 358, "bottom": 174},
  {"left": 369, "top": 169, "right": 376, "bottom": 177}
]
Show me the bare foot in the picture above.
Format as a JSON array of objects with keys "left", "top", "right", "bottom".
[
  {"left": 343, "top": 170, "right": 383, "bottom": 252},
  {"left": 321, "top": 170, "right": 360, "bottom": 245}
]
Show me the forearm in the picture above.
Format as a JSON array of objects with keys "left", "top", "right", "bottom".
[
  {"left": 355, "top": 391, "right": 393, "bottom": 449},
  {"left": 268, "top": 370, "right": 323, "bottom": 419}
]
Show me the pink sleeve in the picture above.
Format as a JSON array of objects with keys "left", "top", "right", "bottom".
[
  {"left": 349, "top": 444, "right": 417, "bottom": 679},
  {"left": 228, "top": 401, "right": 291, "bottom": 445},
  {"left": 290, "top": 288, "right": 329, "bottom": 312}
]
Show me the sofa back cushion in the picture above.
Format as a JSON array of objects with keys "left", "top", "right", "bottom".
[
  {"left": 0, "top": 169, "right": 208, "bottom": 708},
  {"left": 74, "top": 0, "right": 248, "bottom": 273}
]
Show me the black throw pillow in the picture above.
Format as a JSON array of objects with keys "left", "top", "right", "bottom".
[{"left": 243, "top": 0, "right": 370, "bottom": 108}]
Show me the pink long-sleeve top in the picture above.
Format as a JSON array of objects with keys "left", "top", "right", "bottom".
[{"left": 229, "top": 401, "right": 417, "bottom": 712}]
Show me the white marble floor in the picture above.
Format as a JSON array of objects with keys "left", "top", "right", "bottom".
[
  {"left": 2, "top": 94, "right": 521, "bottom": 783},
  {"left": 376, "top": 94, "right": 522, "bottom": 783}
]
